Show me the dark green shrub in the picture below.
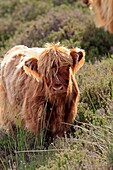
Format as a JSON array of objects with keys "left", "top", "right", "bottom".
[{"left": 81, "top": 25, "right": 113, "bottom": 62}]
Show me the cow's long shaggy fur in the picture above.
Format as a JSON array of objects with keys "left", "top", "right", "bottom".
[
  {"left": 82, "top": 0, "right": 113, "bottom": 33},
  {"left": 0, "top": 43, "right": 85, "bottom": 137}
]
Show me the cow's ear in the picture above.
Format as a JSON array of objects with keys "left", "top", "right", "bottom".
[
  {"left": 70, "top": 48, "right": 85, "bottom": 73},
  {"left": 23, "top": 58, "right": 42, "bottom": 81}
]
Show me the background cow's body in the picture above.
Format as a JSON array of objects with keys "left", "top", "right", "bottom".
[
  {"left": 82, "top": 0, "right": 113, "bottom": 33},
  {"left": 0, "top": 44, "right": 85, "bottom": 137}
]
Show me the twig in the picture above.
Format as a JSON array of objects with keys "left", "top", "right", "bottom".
[{"left": 15, "top": 149, "right": 68, "bottom": 154}]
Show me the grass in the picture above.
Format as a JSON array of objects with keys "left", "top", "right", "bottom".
[{"left": 1, "top": 117, "right": 113, "bottom": 169}]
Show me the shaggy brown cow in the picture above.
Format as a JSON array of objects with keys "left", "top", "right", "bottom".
[
  {"left": 82, "top": 0, "right": 113, "bottom": 33},
  {"left": 0, "top": 43, "right": 85, "bottom": 138}
]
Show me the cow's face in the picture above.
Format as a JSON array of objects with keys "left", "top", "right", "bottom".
[
  {"left": 23, "top": 47, "right": 85, "bottom": 96},
  {"left": 45, "top": 65, "right": 70, "bottom": 95}
]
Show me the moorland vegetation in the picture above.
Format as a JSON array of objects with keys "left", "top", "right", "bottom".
[{"left": 0, "top": 0, "right": 113, "bottom": 169}]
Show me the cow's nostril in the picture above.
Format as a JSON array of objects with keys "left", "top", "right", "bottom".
[{"left": 53, "top": 84, "right": 63, "bottom": 91}]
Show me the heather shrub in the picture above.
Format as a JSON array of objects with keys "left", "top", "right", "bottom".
[
  {"left": 76, "top": 58, "right": 113, "bottom": 124},
  {"left": 81, "top": 25, "right": 113, "bottom": 62},
  {"left": 9, "top": 5, "right": 91, "bottom": 48},
  {"left": 0, "top": 18, "right": 18, "bottom": 57},
  {"left": 0, "top": 0, "right": 17, "bottom": 17},
  {"left": 13, "top": 1, "right": 52, "bottom": 22},
  {"left": 37, "top": 120, "right": 113, "bottom": 170}
]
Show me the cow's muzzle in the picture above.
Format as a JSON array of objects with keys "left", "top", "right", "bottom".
[{"left": 52, "top": 84, "right": 63, "bottom": 91}]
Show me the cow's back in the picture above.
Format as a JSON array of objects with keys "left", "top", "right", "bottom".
[{"left": 0, "top": 46, "right": 45, "bottom": 132}]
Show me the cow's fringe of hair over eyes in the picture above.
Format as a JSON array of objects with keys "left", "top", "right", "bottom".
[{"left": 38, "top": 43, "right": 73, "bottom": 77}]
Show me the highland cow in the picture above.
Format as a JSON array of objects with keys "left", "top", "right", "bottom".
[
  {"left": 82, "top": 0, "right": 113, "bottom": 33},
  {"left": 0, "top": 43, "right": 85, "bottom": 138}
]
